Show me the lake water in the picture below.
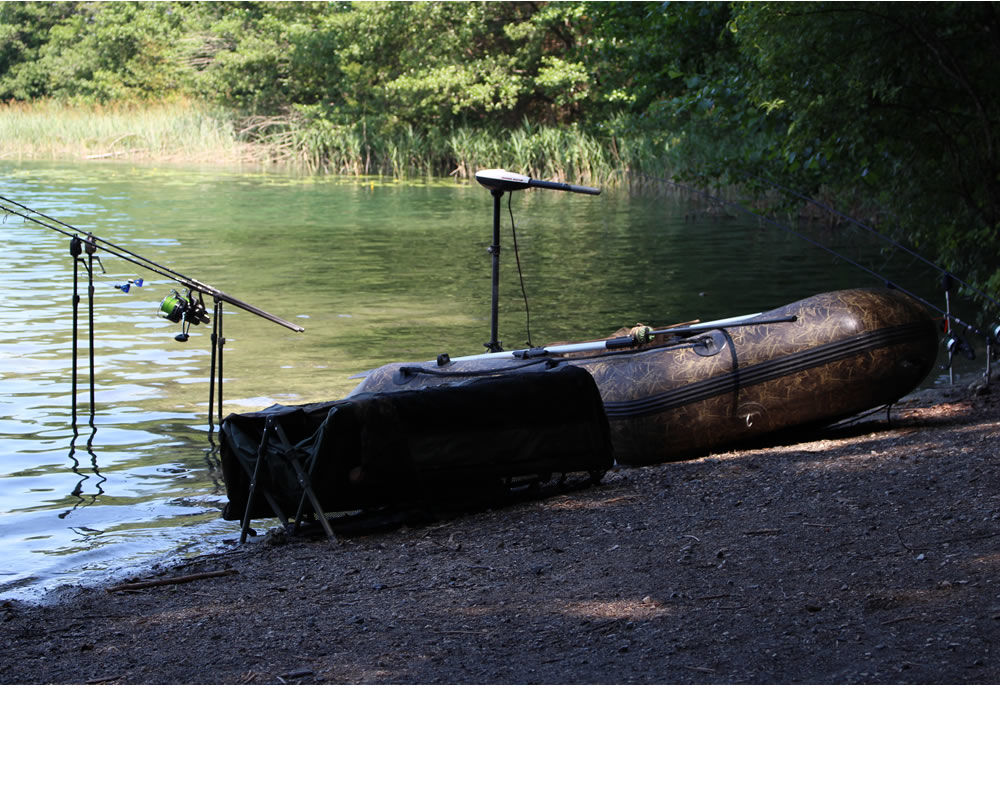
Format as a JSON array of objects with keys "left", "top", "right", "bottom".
[{"left": 0, "top": 160, "right": 988, "bottom": 601}]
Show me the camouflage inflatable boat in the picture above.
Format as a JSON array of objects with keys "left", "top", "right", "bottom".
[{"left": 350, "top": 287, "right": 939, "bottom": 465}]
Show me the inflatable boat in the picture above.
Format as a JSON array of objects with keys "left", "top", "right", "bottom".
[
  {"left": 349, "top": 287, "right": 939, "bottom": 464},
  {"left": 220, "top": 168, "right": 941, "bottom": 528}
]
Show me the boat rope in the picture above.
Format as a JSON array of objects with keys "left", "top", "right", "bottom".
[
  {"left": 720, "top": 327, "right": 741, "bottom": 419},
  {"left": 397, "top": 358, "right": 562, "bottom": 380}
]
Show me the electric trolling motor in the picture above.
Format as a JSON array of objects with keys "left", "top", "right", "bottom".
[{"left": 474, "top": 169, "right": 600, "bottom": 353}]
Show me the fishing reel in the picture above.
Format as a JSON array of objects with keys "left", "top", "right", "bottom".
[
  {"left": 945, "top": 332, "right": 976, "bottom": 365},
  {"left": 159, "top": 289, "right": 210, "bottom": 342}
]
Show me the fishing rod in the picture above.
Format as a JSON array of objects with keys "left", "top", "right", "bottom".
[
  {"left": 739, "top": 171, "right": 1000, "bottom": 380},
  {"left": 1, "top": 192, "right": 307, "bottom": 438},
  {"left": 654, "top": 174, "right": 997, "bottom": 379},
  {"left": 743, "top": 172, "right": 1000, "bottom": 315},
  {"left": 0, "top": 193, "right": 305, "bottom": 332}
]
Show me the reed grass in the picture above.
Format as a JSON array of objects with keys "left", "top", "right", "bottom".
[
  {"left": 0, "top": 98, "right": 679, "bottom": 186},
  {"left": 448, "top": 121, "right": 617, "bottom": 183},
  {"left": 0, "top": 98, "right": 250, "bottom": 163},
  {"left": 284, "top": 117, "right": 675, "bottom": 186}
]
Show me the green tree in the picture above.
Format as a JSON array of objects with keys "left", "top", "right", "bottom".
[
  {"left": 0, "top": 2, "right": 74, "bottom": 98},
  {"left": 5, "top": 0, "right": 1000, "bottom": 294},
  {"left": 731, "top": 2, "right": 1000, "bottom": 290},
  {"left": 183, "top": 1, "right": 349, "bottom": 114},
  {"left": 581, "top": 2, "right": 767, "bottom": 177},
  {"left": 587, "top": 2, "right": 1000, "bottom": 292},
  {"left": 0, "top": 1, "right": 188, "bottom": 101}
]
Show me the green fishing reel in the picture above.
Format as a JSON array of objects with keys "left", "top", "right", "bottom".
[{"left": 160, "top": 289, "right": 210, "bottom": 342}]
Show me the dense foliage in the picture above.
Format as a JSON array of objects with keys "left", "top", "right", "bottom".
[
  {"left": 3, "top": 1, "right": 1000, "bottom": 292},
  {"left": 727, "top": 3, "right": 1000, "bottom": 296}
]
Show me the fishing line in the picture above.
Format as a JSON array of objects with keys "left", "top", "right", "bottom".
[
  {"left": 0, "top": 194, "right": 304, "bottom": 331},
  {"left": 0, "top": 198, "right": 163, "bottom": 280},
  {"left": 0, "top": 193, "right": 193, "bottom": 287},
  {"left": 0, "top": 190, "right": 306, "bottom": 450}
]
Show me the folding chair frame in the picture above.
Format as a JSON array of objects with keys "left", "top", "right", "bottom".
[{"left": 237, "top": 415, "right": 338, "bottom": 543}]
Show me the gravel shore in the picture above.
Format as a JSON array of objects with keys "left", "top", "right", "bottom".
[{"left": 3, "top": 379, "right": 999, "bottom": 684}]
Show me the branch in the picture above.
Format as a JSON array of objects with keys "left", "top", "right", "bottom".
[{"left": 107, "top": 569, "right": 238, "bottom": 592}]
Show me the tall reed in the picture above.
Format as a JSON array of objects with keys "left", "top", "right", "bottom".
[
  {"left": 0, "top": 99, "right": 679, "bottom": 186},
  {"left": 0, "top": 98, "right": 247, "bottom": 162}
]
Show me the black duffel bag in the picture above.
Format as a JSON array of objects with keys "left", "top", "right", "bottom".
[{"left": 220, "top": 364, "right": 613, "bottom": 522}]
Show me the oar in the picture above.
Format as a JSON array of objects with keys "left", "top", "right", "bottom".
[{"left": 438, "top": 313, "right": 798, "bottom": 363}]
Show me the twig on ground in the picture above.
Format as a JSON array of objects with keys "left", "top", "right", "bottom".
[
  {"left": 86, "top": 674, "right": 123, "bottom": 684},
  {"left": 279, "top": 669, "right": 314, "bottom": 680},
  {"left": 106, "top": 569, "right": 238, "bottom": 592}
]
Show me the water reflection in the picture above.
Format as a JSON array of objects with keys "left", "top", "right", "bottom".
[{"left": 60, "top": 421, "right": 106, "bottom": 520}]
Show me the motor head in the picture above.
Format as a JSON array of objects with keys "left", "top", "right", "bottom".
[
  {"left": 475, "top": 168, "right": 600, "bottom": 196},
  {"left": 475, "top": 169, "right": 532, "bottom": 192}
]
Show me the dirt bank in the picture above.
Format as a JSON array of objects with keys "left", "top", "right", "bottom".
[{"left": 3, "top": 380, "right": 999, "bottom": 684}]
